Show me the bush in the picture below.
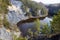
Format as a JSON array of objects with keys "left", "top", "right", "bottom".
[
  {"left": 51, "top": 10, "right": 60, "bottom": 33},
  {"left": 41, "top": 24, "right": 51, "bottom": 34},
  {"left": 13, "top": 35, "right": 28, "bottom": 40},
  {"left": 3, "top": 16, "right": 10, "bottom": 29}
]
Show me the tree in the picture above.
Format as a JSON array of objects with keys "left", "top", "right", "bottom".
[
  {"left": 20, "top": 0, "right": 48, "bottom": 17},
  {"left": 3, "top": 16, "right": 10, "bottom": 29},
  {"left": 51, "top": 10, "right": 60, "bottom": 33},
  {"left": 34, "top": 19, "right": 40, "bottom": 33},
  {"left": 27, "top": 19, "right": 40, "bottom": 40},
  {"left": 0, "top": 0, "right": 11, "bottom": 28},
  {"left": 0, "top": 0, "right": 10, "bottom": 14},
  {"left": 41, "top": 24, "right": 51, "bottom": 34}
]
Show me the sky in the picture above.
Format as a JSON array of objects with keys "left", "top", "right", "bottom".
[{"left": 33, "top": 0, "right": 60, "bottom": 4}]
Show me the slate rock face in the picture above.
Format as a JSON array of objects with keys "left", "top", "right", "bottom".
[
  {"left": 7, "top": 0, "right": 26, "bottom": 24},
  {"left": 0, "top": 27, "right": 12, "bottom": 40},
  {"left": 0, "top": 0, "right": 25, "bottom": 40}
]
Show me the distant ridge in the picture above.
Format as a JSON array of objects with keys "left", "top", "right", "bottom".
[{"left": 45, "top": 3, "right": 60, "bottom": 16}]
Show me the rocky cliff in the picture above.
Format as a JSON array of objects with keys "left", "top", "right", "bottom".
[{"left": 7, "top": 0, "right": 28, "bottom": 24}]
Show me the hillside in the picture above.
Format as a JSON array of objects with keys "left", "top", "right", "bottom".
[
  {"left": 46, "top": 3, "right": 60, "bottom": 16},
  {"left": 0, "top": 0, "right": 48, "bottom": 40}
]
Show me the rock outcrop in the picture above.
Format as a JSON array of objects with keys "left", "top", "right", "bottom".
[{"left": 0, "top": 27, "right": 12, "bottom": 40}]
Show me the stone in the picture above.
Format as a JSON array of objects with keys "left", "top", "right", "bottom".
[{"left": 0, "top": 27, "right": 12, "bottom": 40}]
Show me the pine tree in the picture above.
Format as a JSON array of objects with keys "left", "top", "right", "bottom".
[
  {"left": 20, "top": 0, "right": 48, "bottom": 17},
  {"left": 41, "top": 24, "right": 51, "bottom": 34},
  {"left": 51, "top": 10, "right": 60, "bottom": 33},
  {"left": 34, "top": 19, "right": 40, "bottom": 33}
]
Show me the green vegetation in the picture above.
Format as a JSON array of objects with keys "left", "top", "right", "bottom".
[
  {"left": 1, "top": 0, "right": 60, "bottom": 40},
  {"left": 16, "top": 37, "right": 28, "bottom": 40},
  {"left": 27, "top": 19, "right": 40, "bottom": 37},
  {"left": 41, "top": 24, "right": 51, "bottom": 34},
  {"left": 0, "top": 0, "right": 11, "bottom": 28},
  {"left": 28, "top": 28, "right": 33, "bottom": 37},
  {"left": 0, "top": 0, "right": 10, "bottom": 14},
  {"left": 0, "top": 39, "right": 2, "bottom": 40},
  {"left": 34, "top": 19, "right": 40, "bottom": 33},
  {"left": 13, "top": 35, "right": 28, "bottom": 40},
  {"left": 20, "top": 0, "right": 48, "bottom": 16},
  {"left": 51, "top": 10, "right": 60, "bottom": 33},
  {"left": 3, "top": 16, "right": 10, "bottom": 29}
]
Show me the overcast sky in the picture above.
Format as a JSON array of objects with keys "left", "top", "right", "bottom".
[{"left": 33, "top": 0, "right": 60, "bottom": 4}]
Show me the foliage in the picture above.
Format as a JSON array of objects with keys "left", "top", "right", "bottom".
[
  {"left": 27, "top": 19, "right": 40, "bottom": 38},
  {"left": 0, "top": 0, "right": 11, "bottom": 14},
  {"left": 34, "top": 19, "right": 40, "bottom": 33},
  {"left": 41, "top": 24, "right": 51, "bottom": 34},
  {"left": 41, "top": 8, "right": 48, "bottom": 15},
  {"left": 28, "top": 29, "right": 33, "bottom": 37},
  {"left": 20, "top": 0, "right": 48, "bottom": 16},
  {"left": 13, "top": 35, "right": 28, "bottom": 40},
  {"left": 3, "top": 15, "right": 10, "bottom": 29},
  {"left": 51, "top": 10, "right": 60, "bottom": 33},
  {"left": 0, "top": 0, "right": 11, "bottom": 28},
  {"left": 0, "top": 14, "right": 3, "bottom": 25},
  {"left": 0, "top": 0, "right": 10, "bottom": 25},
  {"left": 0, "top": 39, "right": 2, "bottom": 40},
  {"left": 16, "top": 37, "right": 28, "bottom": 40}
]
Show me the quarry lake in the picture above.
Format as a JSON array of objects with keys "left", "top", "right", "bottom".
[{"left": 17, "top": 17, "right": 52, "bottom": 36}]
